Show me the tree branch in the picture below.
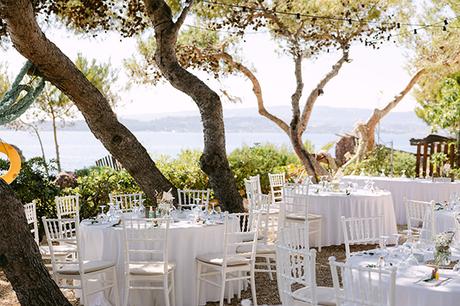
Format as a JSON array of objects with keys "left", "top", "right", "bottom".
[
  {"left": 290, "top": 53, "right": 303, "bottom": 128},
  {"left": 365, "top": 68, "right": 426, "bottom": 127},
  {"left": 215, "top": 51, "right": 290, "bottom": 134},
  {"left": 173, "top": 0, "right": 193, "bottom": 33},
  {"left": 297, "top": 46, "right": 350, "bottom": 136}
]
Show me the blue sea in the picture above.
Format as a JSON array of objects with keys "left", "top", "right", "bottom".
[{"left": 0, "top": 130, "right": 426, "bottom": 171}]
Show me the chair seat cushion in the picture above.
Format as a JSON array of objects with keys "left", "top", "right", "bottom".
[
  {"left": 57, "top": 260, "right": 115, "bottom": 275},
  {"left": 128, "top": 262, "right": 175, "bottom": 275},
  {"left": 39, "top": 244, "right": 76, "bottom": 256},
  {"left": 197, "top": 253, "right": 251, "bottom": 266},
  {"left": 236, "top": 242, "right": 276, "bottom": 254},
  {"left": 286, "top": 213, "right": 322, "bottom": 221},
  {"left": 292, "top": 286, "right": 336, "bottom": 306}
]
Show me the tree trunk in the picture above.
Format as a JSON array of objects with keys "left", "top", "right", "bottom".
[
  {"left": 32, "top": 125, "right": 49, "bottom": 175},
  {"left": 0, "top": 0, "right": 176, "bottom": 203},
  {"left": 290, "top": 131, "right": 329, "bottom": 183},
  {"left": 0, "top": 180, "right": 72, "bottom": 305},
  {"left": 50, "top": 111, "right": 61, "bottom": 172},
  {"left": 144, "top": 0, "right": 243, "bottom": 212}
]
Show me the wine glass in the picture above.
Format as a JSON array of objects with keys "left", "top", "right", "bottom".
[{"left": 97, "top": 205, "right": 107, "bottom": 223}]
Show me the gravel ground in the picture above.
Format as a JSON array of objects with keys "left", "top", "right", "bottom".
[{"left": 0, "top": 244, "right": 378, "bottom": 306}]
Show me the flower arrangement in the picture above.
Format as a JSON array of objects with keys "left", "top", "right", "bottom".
[
  {"left": 434, "top": 231, "right": 455, "bottom": 266},
  {"left": 155, "top": 188, "right": 175, "bottom": 217}
]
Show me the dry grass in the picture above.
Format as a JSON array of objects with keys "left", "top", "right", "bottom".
[{"left": 0, "top": 244, "right": 378, "bottom": 306}]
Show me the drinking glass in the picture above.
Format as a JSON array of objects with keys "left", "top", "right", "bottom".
[{"left": 97, "top": 205, "right": 107, "bottom": 222}]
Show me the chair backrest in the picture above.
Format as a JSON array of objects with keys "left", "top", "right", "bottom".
[
  {"left": 42, "top": 217, "right": 82, "bottom": 276},
  {"left": 269, "top": 173, "right": 286, "bottom": 204},
  {"left": 122, "top": 218, "right": 170, "bottom": 274},
  {"left": 276, "top": 225, "right": 318, "bottom": 305},
  {"left": 177, "top": 189, "right": 210, "bottom": 210},
  {"left": 280, "top": 184, "right": 310, "bottom": 231},
  {"left": 24, "top": 202, "right": 39, "bottom": 245},
  {"left": 329, "top": 257, "right": 396, "bottom": 306},
  {"left": 244, "top": 178, "right": 258, "bottom": 209},
  {"left": 56, "top": 195, "right": 80, "bottom": 221},
  {"left": 109, "top": 193, "right": 143, "bottom": 213},
  {"left": 249, "top": 174, "right": 262, "bottom": 194},
  {"left": 223, "top": 213, "right": 260, "bottom": 267},
  {"left": 404, "top": 198, "right": 435, "bottom": 240},
  {"left": 341, "top": 216, "right": 383, "bottom": 258}
]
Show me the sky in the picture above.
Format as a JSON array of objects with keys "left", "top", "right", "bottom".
[{"left": 0, "top": 25, "right": 418, "bottom": 118}]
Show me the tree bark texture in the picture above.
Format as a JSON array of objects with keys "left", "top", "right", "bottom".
[
  {"left": 0, "top": 0, "right": 176, "bottom": 203},
  {"left": 0, "top": 180, "right": 72, "bottom": 306},
  {"left": 144, "top": 0, "right": 243, "bottom": 212}
]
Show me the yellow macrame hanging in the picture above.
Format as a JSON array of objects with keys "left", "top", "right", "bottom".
[{"left": 0, "top": 142, "right": 21, "bottom": 184}]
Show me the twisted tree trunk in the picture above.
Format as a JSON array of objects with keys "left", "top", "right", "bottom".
[
  {"left": 0, "top": 180, "right": 72, "bottom": 305},
  {"left": 0, "top": 0, "right": 176, "bottom": 203},
  {"left": 144, "top": 0, "right": 243, "bottom": 212}
]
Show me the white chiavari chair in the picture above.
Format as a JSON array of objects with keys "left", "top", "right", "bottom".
[
  {"left": 240, "top": 192, "right": 278, "bottom": 280},
  {"left": 177, "top": 189, "right": 210, "bottom": 211},
  {"left": 24, "top": 202, "right": 39, "bottom": 244},
  {"left": 109, "top": 193, "right": 144, "bottom": 213},
  {"left": 280, "top": 184, "right": 323, "bottom": 251},
  {"left": 404, "top": 198, "right": 435, "bottom": 241},
  {"left": 269, "top": 173, "right": 286, "bottom": 206},
  {"left": 122, "top": 217, "right": 175, "bottom": 306},
  {"left": 196, "top": 213, "right": 260, "bottom": 306},
  {"left": 341, "top": 215, "right": 384, "bottom": 259},
  {"left": 42, "top": 217, "right": 120, "bottom": 306},
  {"left": 24, "top": 202, "right": 76, "bottom": 267},
  {"left": 276, "top": 225, "right": 335, "bottom": 306},
  {"left": 56, "top": 195, "right": 80, "bottom": 222},
  {"left": 249, "top": 174, "right": 262, "bottom": 194},
  {"left": 329, "top": 256, "right": 396, "bottom": 306}
]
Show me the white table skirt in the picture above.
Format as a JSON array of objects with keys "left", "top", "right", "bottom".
[
  {"left": 80, "top": 221, "right": 239, "bottom": 306},
  {"left": 342, "top": 176, "right": 460, "bottom": 224},
  {"left": 308, "top": 191, "right": 397, "bottom": 246},
  {"left": 347, "top": 249, "right": 460, "bottom": 306}
]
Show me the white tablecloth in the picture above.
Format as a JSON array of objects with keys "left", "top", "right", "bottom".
[
  {"left": 308, "top": 191, "right": 397, "bottom": 246},
  {"left": 80, "top": 220, "right": 238, "bottom": 306},
  {"left": 347, "top": 248, "right": 460, "bottom": 306},
  {"left": 342, "top": 176, "right": 460, "bottom": 224}
]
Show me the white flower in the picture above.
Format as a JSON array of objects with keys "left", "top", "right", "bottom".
[{"left": 161, "top": 188, "right": 175, "bottom": 203}]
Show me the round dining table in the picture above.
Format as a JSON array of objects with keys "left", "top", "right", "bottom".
[
  {"left": 341, "top": 175, "right": 460, "bottom": 224},
  {"left": 307, "top": 190, "right": 398, "bottom": 247},
  {"left": 79, "top": 219, "right": 239, "bottom": 306},
  {"left": 347, "top": 247, "right": 460, "bottom": 306}
]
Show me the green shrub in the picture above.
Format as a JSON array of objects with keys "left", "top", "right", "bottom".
[
  {"left": 155, "top": 150, "right": 209, "bottom": 190},
  {"left": 344, "top": 146, "right": 416, "bottom": 177},
  {"left": 228, "top": 143, "right": 300, "bottom": 194},
  {"left": 65, "top": 167, "right": 142, "bottom": 219},
  {"left": 2, "top": 157, "right": 60, "bottom": 239}
]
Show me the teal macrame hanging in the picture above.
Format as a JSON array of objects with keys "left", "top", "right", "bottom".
[{"left": 0, "top": 61, "right": 45, "bottom": 125}]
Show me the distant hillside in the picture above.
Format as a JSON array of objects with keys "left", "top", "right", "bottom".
[{"left": 5, "top": 106, "right": 430, "bottom": 135}]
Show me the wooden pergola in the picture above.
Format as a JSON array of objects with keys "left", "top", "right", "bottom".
[{"left": 410, "top": 134, "right": 457, "bottom": 178}]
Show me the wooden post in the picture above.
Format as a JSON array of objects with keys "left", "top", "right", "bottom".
[
  {"left": 437, "top": 143, "right": 442, "bottom": 175},
  {"left": 450, "top": 143, "right": 456, "bottom": 168},
  {"left": 415, "top": 144, "right": 421, "bottom": 177},
  {"left": 422, "top": 143, "right": 428, "bottom": 178},
  {"left": 429, "top": 143, "right": 435, "bottom": 176}
]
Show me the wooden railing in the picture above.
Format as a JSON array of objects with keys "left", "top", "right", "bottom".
[{"left": 95, "top": 155, "right": 123, "bottom": 171}]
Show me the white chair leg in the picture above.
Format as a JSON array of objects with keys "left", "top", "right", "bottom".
[
  {"left": 196, "top": 262, "right": 201, "bottom": 306},
  {"left": 80, "top": 276, "right": 88, "bottom": 306},
  {"left": 265, "top": 257, "right": 273, "bottom": 280},
  {"left": 318, "top": 220, "right": 322, "bottom": 252},
  {"left": 227, "top": 273, "right": 232, "bottom": 304},
  {"left": 219, "top": 271, "right": 226, "bottom": 306},
  {"left": 164, "top": 274, "right": 170, "bottom": 306},
  {"left": 112, "top": 268, "right": 121, "bottom": 306},
  {"left": 171, "top": 270, "right": 176, "bottom": 306},
  {"left": 250, "top": 268, "right": 257, "bottom": 306},
  {"left": 237, "top": 272, "right": 242, "bottom": 300},
  {"left": 123, "top": 276, "right": 129, "bottom": 306}
]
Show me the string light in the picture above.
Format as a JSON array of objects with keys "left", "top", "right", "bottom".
[{"left": 200, "top": 0, "right": 460, "bottom": 33}]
